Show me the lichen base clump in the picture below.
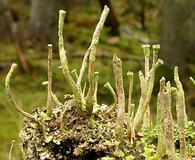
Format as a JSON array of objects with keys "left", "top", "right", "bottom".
[{"left": 19, "top": 100, "right": 132, "bottom": 160}]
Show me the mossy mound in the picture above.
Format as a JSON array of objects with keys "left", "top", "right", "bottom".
[{"left": 19, "top": 100, "right": 140, "bottom": 160}]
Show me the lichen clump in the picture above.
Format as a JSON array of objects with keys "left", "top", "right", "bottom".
[{"left": 19, "top": 101, "right": 119, "bottom": 159}]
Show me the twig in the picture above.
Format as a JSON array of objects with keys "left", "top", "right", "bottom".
[
  {"left": 113, "top": 54, "right": 125, "bottom": 144},
  {"left": 58, "top": 10, "right": 82, "bottom": 109},
  {"left": 46, "top": 44, "right": 53, "bottom": 115},
  {"left": 86, "top": 6, "right": 110, "bottom": 115},
  {"left": 5, "top": 63, "right": 36, "bottom": 121}
]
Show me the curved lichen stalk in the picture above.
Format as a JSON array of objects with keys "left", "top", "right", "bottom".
[
  {"left": 5, "top": 63, "right": 36, "bottom": 121},
  {"left": 5, "top": 64, "right": 45, "bottom": 132},
  {"left": 104, "top": 81, "right": 117, "bottom": 113}
]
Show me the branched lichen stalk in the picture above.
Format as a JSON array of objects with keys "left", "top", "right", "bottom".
[
  {"left": 127, "top": 71, "right": 134, "bottom": 139},
  {"left": 58, "top": 10, "right": 82, "bottom": 109},
  {"left": 113, "top": 54, "right": 125, "bottom": 144},
  {"left": 46, "top": 44, "right": 53, "bottom": 115},
  {"left": 142, "top": 44, "right": 151, "bottom": 130},
  {"left": 86, "top": 6, "right": 110, "bottom": 115},
  {"left": 133, "top": 44, "right": 162, "bottom": 132},
  {"left": 174, "top": 67, "right": 187, "bottom": 160},
  {"left": 5, "top": 63, "right": 36, "bottom": 121}
]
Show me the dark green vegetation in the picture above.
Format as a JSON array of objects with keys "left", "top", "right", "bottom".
[{"left": 3, "top": 6, "right": 195, "bottom": 160}]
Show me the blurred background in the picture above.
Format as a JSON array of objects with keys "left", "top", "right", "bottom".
[{"left": 0, "top": 0, "right": 195, "bottom": 159}]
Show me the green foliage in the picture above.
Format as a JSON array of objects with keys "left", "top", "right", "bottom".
[{"left": 140, "top": 120, "right": 195, "bottom": 159}]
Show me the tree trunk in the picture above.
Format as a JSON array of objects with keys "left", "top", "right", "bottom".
[
  {"left": 160, "top": 0, "right": 195, "bottom": 75},
  {"left": 29, "top": 0, "right": 56, "bottom": 43},
  {"left": 98, "top": 0, "right": 120, "bottom": 35}
]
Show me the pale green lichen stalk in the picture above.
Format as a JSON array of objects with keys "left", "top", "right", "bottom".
[
  {"left": 127, "top": 71, "right": 134, "bottom": 141},
  {"left": 5, "top": 63, "right": 36, "bottom": 121},
  {"left": 86, "top": 6, "right": 110, "bottom": 115},
  {"left": 93, "top": 72, "right": 99, "bottom": 106},
  {"left": 174, "top": 67, "right": 188, "bottom": 160},
  {"left": 157, "top": 78, "right": 176, "bottom": 160},
  {"left": 143, "top": 44, "right": 151, "bottom": 130},
  {"left": 58, "top": 10, "right": 83, "bottom": 110},
  {"left": 104, "top": 81, "right": 117, "bottom": 113},
  {"left": 113, "top": 54, "right": 125, "bottom": 144},
  {"left": 46, "top": 44, "right": 53, "bottom": 115},
  {"left": 6, "top": 64, "right": 46, "bottom": 132},
  {"left": 133, "top": 44, "right": 162, "bottom": 132},
  {"left": 77, "top": 6, "right": 109, "bottom": 88},
  {"left": 157, "top": 77, "right": 166, "bottom": 159},
  {"left": 162, "top": 81, "right": 176, "bottom": 160}
]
